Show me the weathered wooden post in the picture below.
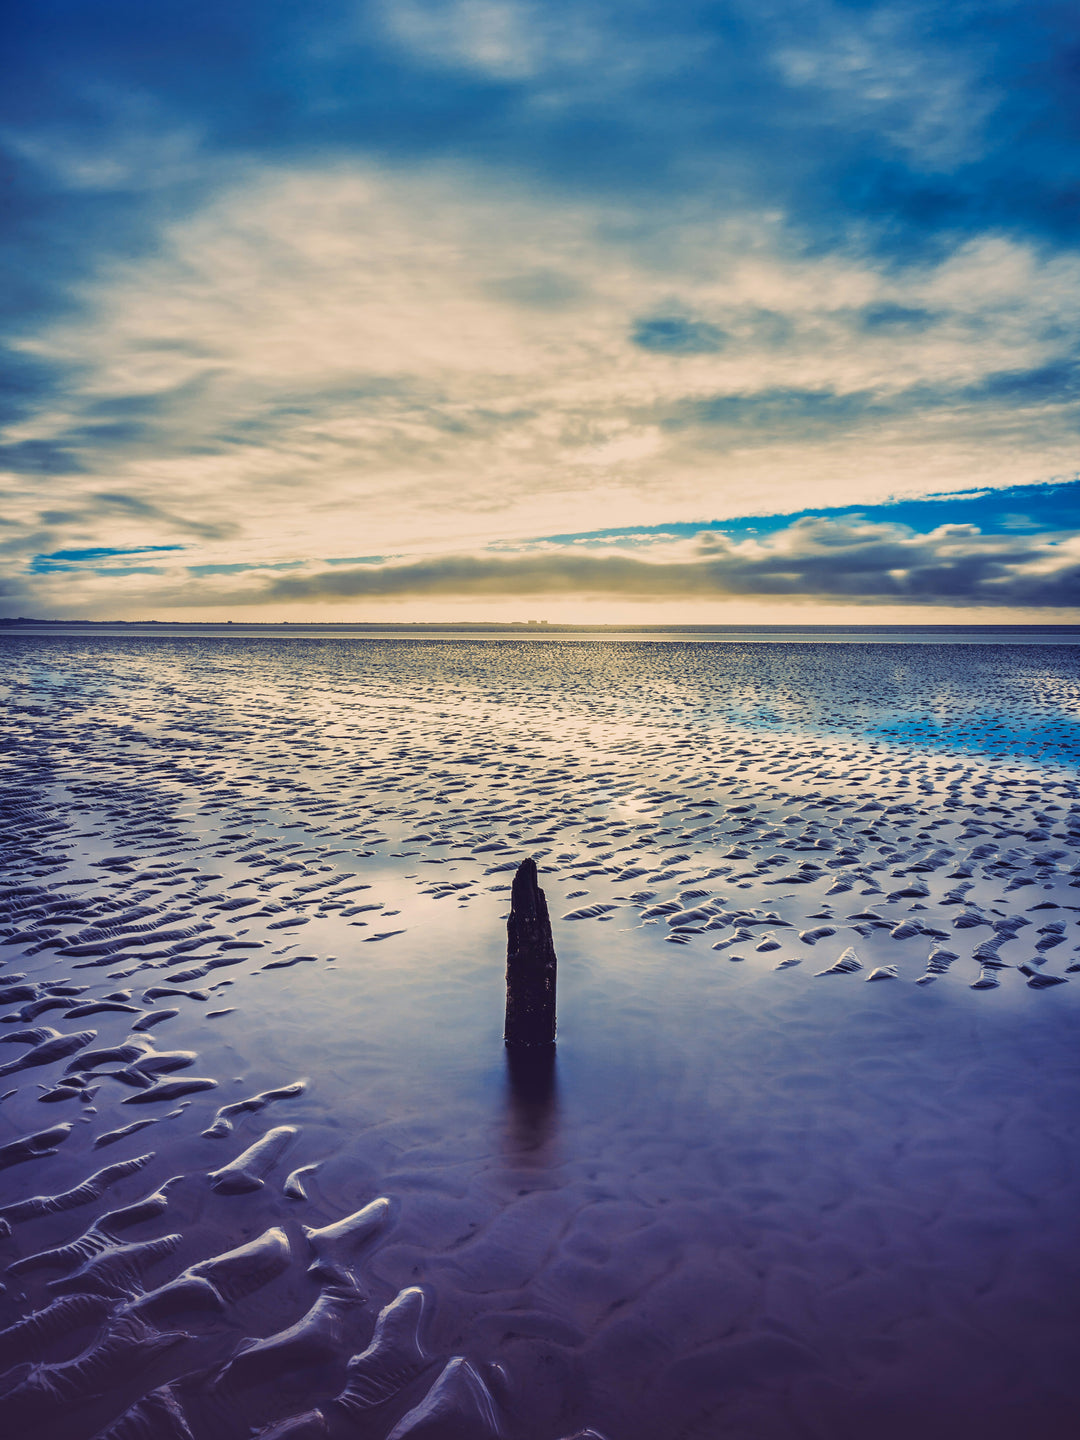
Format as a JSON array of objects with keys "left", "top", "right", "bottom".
[{"left": 504, "top": 857, "right": 557, "bottom": 1047}]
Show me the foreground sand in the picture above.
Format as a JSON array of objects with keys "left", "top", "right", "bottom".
[{"left": 0, "top": 636, "right": 1078, "bottom": 1439}]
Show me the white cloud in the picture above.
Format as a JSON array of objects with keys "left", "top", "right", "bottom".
[
  {"left": 768, "top": 0, "right": 998, "bottom": 166},
  {"left": 373, "top": 0, "right": 686, "bottom": 92},
  {"left": 5, "top": 155, "right": 1080, "bottom": 618},
  {"left": 4, "top": 88, "right": 209, "bottom": 193},
  {"left": 379, "top": 0, "right": 554, "bottom": 80}
]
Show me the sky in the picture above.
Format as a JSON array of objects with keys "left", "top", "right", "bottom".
[{"left": 2, "top": 0, "right": 1079, "bottom": 623}]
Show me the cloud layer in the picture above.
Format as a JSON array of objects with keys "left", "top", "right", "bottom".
[
  {"left": 251, "top": 518, "right": 1080, "bottom": 609},
  {"left": 2, "top": 2, "right": 1079, "bottom": 618},
  {"left": 8, "top": 515, "right": 1071, "bottom": 619}
]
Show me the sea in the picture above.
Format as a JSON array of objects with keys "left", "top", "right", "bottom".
[{"left": 1, "top": 627, "right": 1078, "bottom": 1440}]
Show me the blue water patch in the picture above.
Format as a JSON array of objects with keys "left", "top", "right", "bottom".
[
  {"left": 672, "top": 641, "right": 1080, "bottom": 771},
  {"left": 864, "top": 713, "right": 1080, "bottom": 768},
  {"left": 707, "top": 697, "right": 1080, "bottom": 770}
]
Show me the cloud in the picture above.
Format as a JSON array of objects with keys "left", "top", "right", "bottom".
[
  {"left": 6, "top": 161, "right": 1080, "bottom": 593},
  {"left": 631, "top": 317, "right": 728, "bottom": 355},
  {"left": 3, "top": 101, "right": 205, "bottom": 194},
  {"left": 0, "top": 438, "right": 85, "bottom": 473},
  {"left": 967, "top": 363, "right": 1079, "bottom": 403},
  {"left": 88, "top": 493, "right": 240, "bottom": 542},
  {"left": 676, "top": 386, "right": 882, "bottom": 433},
  {"left": 5, "top": 0, "right": 1080, "bottom": 290},
  {"left": 767, "top": 0, "right": 998, "bottom": 168},
  {"left": 5, "top": 1, "right": 1080, "bottom": 619},
  {"left": 244, "top": 516, "right": 1080, "bottom": 609},
  {"left": 670, "top": 359, "right": 1080, "bottom": 438},
  {"left": 377, "top": 0, "right": 580, "bottom": 82},
  {"left": 857, "top": 303, "right": 939, "bottom": 332}
]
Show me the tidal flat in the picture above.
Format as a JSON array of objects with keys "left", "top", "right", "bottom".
[{"left": 1, "top": 634, "right": 1079, "bottom": 1440}]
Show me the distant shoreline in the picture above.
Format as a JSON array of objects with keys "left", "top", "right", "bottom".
[
  {"left": 3, "top": 619, "right": 1080, "bottom": 634},
  {"left": 3, "top": 618, "right": 1080, "bottom": 644}
]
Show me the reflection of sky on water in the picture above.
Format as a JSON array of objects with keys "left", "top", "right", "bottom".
[
  {"left": 713, "top": 694, "right": 1080, "bottom": 767},
  {"left": 679, "top": 647, "right": 1080, "bottom": 769},
  {"left": 865, "top": 713, "right": 1080, "bottom": 767},
  {"left": 9, "top": 633, "right": 1079, "bottom": 776},
  {"left": 3, "top": 634, "right": 1080, "bottom": 1440}
]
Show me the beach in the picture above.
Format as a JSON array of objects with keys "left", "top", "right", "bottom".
[{"left": 1, "top": 632, "right": 1079, "bottom": 1440}]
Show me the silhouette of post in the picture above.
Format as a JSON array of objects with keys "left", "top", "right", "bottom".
[{"left": 504, "top": 857, "right": 557, "bottom": 1047}]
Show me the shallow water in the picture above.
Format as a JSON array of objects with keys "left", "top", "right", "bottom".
[{"left": 1, "top": 637, "right": 1078, "bottom": 1440}]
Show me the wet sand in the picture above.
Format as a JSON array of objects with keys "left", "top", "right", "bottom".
[{"left": 0, "top": 635, "right": 1078, "bottom": 1439}]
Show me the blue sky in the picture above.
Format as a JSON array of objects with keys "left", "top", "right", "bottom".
[{"left": 2, "top": 1, "right": 1079, "bottom": 619}]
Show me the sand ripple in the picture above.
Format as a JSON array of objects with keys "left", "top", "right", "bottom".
[{"left": 0, "top": 636, "right": 1078, "bottom": 1437}]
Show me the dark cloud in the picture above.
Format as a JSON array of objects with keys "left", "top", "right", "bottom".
[
  {"left": 37, "top": 510, "right": 84, "bottom": 525},
  {"left": 0, "top": 439, "right": 85, "bottom": 473},
  {"left": 0, "top": 574, "right": 34, "bottom": 603},
  {"left": 667, "top": 362, "right": 1080, "bottom": 441},
  {"left": 0, "top": 347, "right": 72, "bottom": 427},
  {"left": 672, "top": 386, "right": 884, "bottom": 433},
  {"left": 90, "top": 492, "right": 240, "bottom": 541},
  {"left": 965, "top": 363, "right": 1079, "bottom": 403},
  {"left": 485, "top": 271, "right": 585, "bottom": 310},
  {"left": 631, "top": 317, "right": 728, "bottom": 355},
  {"left": 82, "top": 372, "right": 221, "bottom": 421},
  {"left": 254, "top": 517, "right": 1080, "bottom": 608},
  {"left": 858, "top": 304, "right": 939, "bottom": 332},
  {"left": 0, "top": 529, "right": 54, "bottom": 557}
]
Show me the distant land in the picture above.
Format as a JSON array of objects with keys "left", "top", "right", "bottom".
[{"left": 3, "top": 617, "right": 1080, "bottom": 637}]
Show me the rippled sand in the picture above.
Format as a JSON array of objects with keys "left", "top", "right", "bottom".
[{"left": 1, "top": 636, "right": 1079, "bottom": 1440}]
